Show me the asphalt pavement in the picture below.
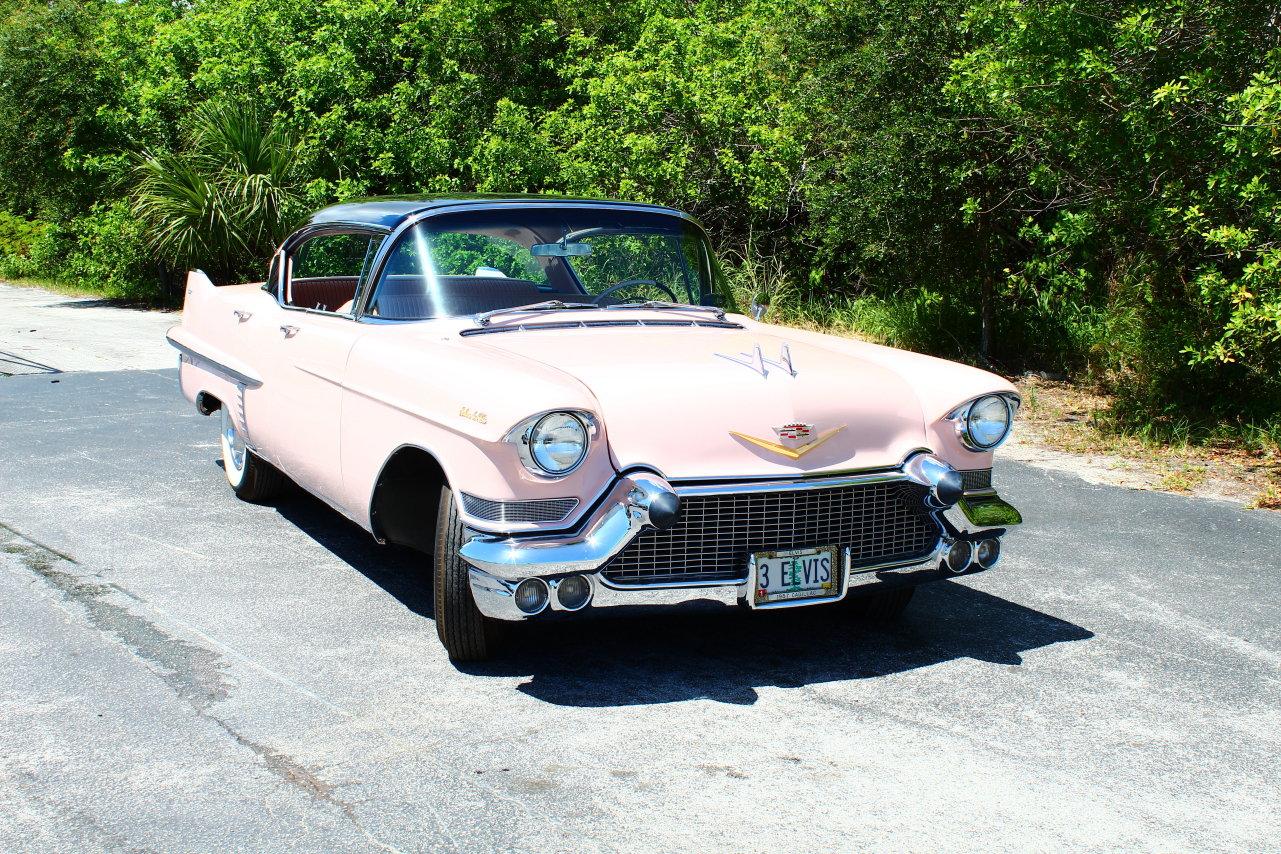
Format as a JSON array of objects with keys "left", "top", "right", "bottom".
[{"left": 1, "top": 284, "right": 1279, "bottom": 852}]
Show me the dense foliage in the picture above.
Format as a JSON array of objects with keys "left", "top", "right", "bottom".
[{"left": 0, "top": 0, "right": 1278, "bottom": 434}]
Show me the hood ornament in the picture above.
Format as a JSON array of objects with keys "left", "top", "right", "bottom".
[
  {"left": 715, "top": 343, "right": 796, "bottom": 378},
  {"left": 730, "top": 423, "right": 846, "bottom": 460}
]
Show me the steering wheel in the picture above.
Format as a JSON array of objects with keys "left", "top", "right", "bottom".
[{"left": 590, "top": 278, "right": 680, "bottom": 305}]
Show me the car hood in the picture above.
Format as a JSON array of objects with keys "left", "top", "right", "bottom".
[{"left": 467, "top": 325, "right": 931, "bottom": 479}]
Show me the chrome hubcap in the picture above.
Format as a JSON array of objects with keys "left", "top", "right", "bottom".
[{"left": 221, "top": 408, "right": 246, "bottom": 473}]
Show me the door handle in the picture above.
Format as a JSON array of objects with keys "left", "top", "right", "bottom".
[
  {"left": 279, "top": 325, "right": 300, "bottom": 337},
  {"left": 233, "top": 309, "right": 252, "bottom": 322}
]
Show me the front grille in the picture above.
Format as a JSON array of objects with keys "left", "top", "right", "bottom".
[
  {"left": 603, "top": 480, "right": 941, "bottom": 586},
  {"left": 460, "top": 493, "right": 579, "bottom": 524},
  {"left": 960, "top": 468, "right": 993, "bottom": 492}
]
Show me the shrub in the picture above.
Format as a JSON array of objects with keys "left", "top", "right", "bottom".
[
  {"left": 60, "top": 201, "right": 170, "bottom": 303},
  {"left": 0, "top": 212, "right": 49, "bottom": 279}
]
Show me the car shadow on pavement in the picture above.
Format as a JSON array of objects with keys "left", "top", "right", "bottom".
[
  {"left": 273, "top": 490, "right": 434, "bottom": 618},
  {"left": 273, "top": 487, "right": 1093, "bottom": 707},
  {"left": 474, "top": 584, "right": 1094, "bottom": 706}
]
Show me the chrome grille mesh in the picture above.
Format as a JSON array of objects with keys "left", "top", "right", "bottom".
[
  {"left": 960, "top": 469, "right": 993, "bottom": 492},
  {"left": 460, "top": 493, "right": 579, "bottom": 524},
  {"left": 603, "top": 480, "right": 940, "bottom": 586}
]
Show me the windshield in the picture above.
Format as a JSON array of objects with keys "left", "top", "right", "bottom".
[{"left": 364, "top": 207, "right": 723, "bottom": 320}]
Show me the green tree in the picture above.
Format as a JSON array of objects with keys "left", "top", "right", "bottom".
[{"left": 0, "top": 0, "right": 117, "bottom": 214}]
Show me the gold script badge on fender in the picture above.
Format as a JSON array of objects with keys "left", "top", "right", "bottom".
[{"left": 459, "top": 406, "right": 488, "bottom": 424}]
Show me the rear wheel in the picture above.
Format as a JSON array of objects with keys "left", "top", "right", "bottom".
[
  {"left": 434, "top": 485, "right": 504, "bottom": 661},
  {"left": 220, "top": 407, "right": 286, "bottom": 503},
  {"left": 843, "top": 586, "right": 915, "bottom": 621}
]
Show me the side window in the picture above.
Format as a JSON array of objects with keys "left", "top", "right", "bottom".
[{"left": 285, "top": 232, "right": 381, "bottom": 313}]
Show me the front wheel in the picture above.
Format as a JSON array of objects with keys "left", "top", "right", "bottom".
[
  {"left": 220, "top": 406, "right": 286, "bottom": 503},
  {"left": 434, "top": 485, "right": 505, "bottom": 661}
]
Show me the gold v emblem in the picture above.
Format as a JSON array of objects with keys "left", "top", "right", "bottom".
[{"left": 729, "top": 425, "right": 846, "bottom": 460}]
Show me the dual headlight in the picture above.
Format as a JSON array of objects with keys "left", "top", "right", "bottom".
[
  {"left": 953, "top": 393, "right": 1018, "bottom": 451},
  {"left": 509, "top": 411, "right": 595, "bottom": 476}
]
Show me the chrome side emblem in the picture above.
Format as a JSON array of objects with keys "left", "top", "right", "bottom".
[{"left": 715, "top": 343, "right": 796, "bottom": 378}]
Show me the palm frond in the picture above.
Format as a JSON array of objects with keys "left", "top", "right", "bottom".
[{"left": 129, "top": 100, "right": 304, "bottom": 279}]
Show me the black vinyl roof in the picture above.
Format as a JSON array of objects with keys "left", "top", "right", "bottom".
[{"left": 306, "top": 194, "right": 687, "bottom": 231}]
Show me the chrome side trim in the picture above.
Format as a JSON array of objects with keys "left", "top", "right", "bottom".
[{"left": 167, "top": 332, "right": 263, "bottom": 389}]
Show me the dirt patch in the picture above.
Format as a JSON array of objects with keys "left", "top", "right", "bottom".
[{"left": 1010, "top": 376, "right": 1281, "bottom": 510}]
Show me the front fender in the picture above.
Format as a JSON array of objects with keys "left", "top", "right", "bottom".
[{"left": 334, "top": 323, "right": 618, "bottom": 534}]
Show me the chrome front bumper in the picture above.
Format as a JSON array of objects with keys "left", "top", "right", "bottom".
[
  {"left": 466, "top": 546, "right": 987, "bottom": 621},
  {"left": 459, "top": 453, "right": 1010, "bottom": 622}
]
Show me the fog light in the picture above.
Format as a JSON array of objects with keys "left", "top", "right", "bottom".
[
  {"left": 555, "top": 575, "right": 592, "bottom": 611},
  {"left": 514, "top": 578, "right": 549, "bottom": 615},
  {"left": 975, "top": 538, "right": 1001, "bottom": 569},
  {"left": 945, "top": 540, "right": 973, "bottom": 574}
]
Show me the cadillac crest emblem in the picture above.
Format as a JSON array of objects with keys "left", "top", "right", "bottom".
[
  {"left": 773, "top": 423, "right": 813, "bottom": 449},
  {"left": 729, "top": 422, "right": 847, "bottom": 460}
]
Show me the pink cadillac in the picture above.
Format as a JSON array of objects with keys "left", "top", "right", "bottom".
[{"left": 168, "top": 196, "right": 1023, "bottom": 661}]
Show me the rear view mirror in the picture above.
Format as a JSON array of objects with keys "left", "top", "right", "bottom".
[{"left": 531, "top": 242, "right": 593, "bottom": 258}]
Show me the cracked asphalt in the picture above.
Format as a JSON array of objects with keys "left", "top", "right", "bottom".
[{"left": 1, "top": 284, "right": 1279, "bottom": 852}]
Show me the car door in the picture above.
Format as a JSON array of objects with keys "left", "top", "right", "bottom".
[{"left": 257, "top": 227, "right": 384, "bottom": 502}]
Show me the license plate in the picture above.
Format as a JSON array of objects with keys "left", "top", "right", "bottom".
[{"left": 751, "top": 546, "right": 841, "bottom": 607}]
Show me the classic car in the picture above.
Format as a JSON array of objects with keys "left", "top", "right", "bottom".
[{"left": 167, "top": 195, "right": 1023, "bottom": 661}]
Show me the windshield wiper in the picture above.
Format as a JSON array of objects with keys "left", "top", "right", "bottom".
[
  {"left": 604, "top": 301, "right": 727, "bottom": 322},
  {"left": 475, "top": 300, "right": 602, "bottom": 327}
]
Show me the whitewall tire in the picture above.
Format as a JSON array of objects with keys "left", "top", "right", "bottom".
[{"left": 219, "top": 406, "right": 286, "bottom": 503}]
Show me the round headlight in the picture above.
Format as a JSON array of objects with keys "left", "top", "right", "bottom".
[
  {"left": 964, "top": 395, "right": 1012, "bottom": 449},
  {"left": 529, "top": 412, "right": 588, "bottom": 474}
]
